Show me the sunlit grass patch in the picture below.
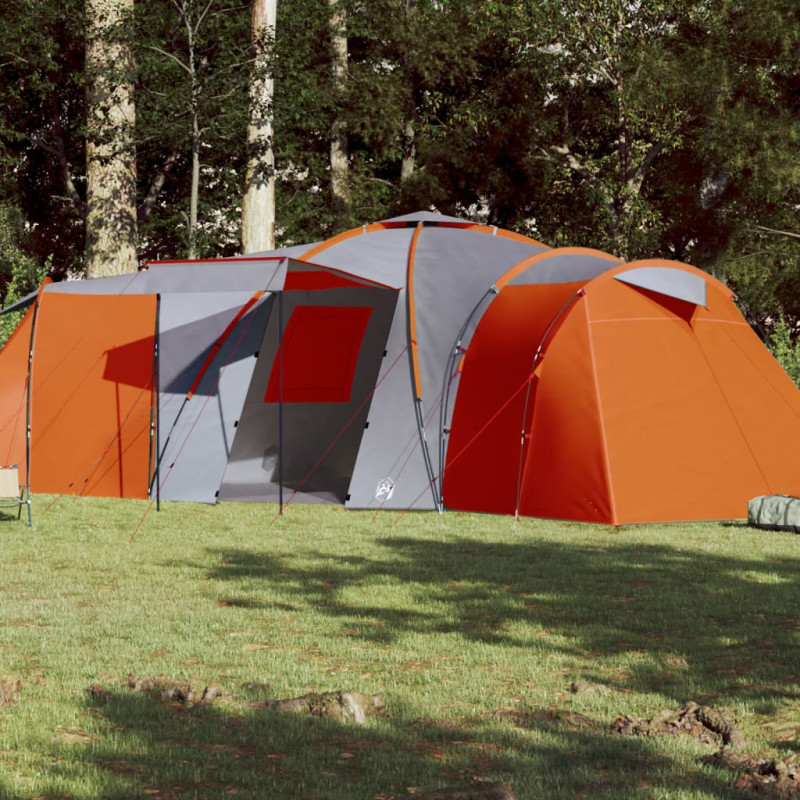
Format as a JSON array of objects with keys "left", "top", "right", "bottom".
[{"left": 0, "top": 497, "right": 797, "bottom": 798}]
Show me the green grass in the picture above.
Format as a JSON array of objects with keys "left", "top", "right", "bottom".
[{"left": 0, "top": 497, "right": 798, "bottom": 799}]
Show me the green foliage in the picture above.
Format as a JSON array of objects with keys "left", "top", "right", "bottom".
[
  {"left": 0, "top": 0, "right": 797, "bottom": 327},
  {"left": 0, "top": 0, "right": 86, "bottom": 279},
  {"left": 693, "top": 0, "right": 800, "bottom": 323},
  {"left": 135, "top": 0, "right": 251, "bottom": 260},
  {"left": 768, "top": 316, "right": 800, "bottom": 387},
  {"left": 0, "top": 203, "right": 48, "bottom": 346}
]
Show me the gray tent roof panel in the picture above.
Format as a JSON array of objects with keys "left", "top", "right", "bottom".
[
  {"left": 140, "top": 258, "right": 288, "bottom": 293},
  {"left": 249, "top": 242, "right": 322, "bottom": 259},
  {"left": 614, "top": 266, "right": 708, "bottom": 307},
  {"left": 46, "top": 272, "right": 150, "bottom": 295},
  {"left": 296, "top": 227, "right": 416, "bottom": 288},
  {"left": 44, "top": 256, "right": 391, "bottom": 298},
  {"left": 508, "top": 250, "right": 623, "bottom": 286},
  {"left": 382, "top": 210, "right": 478, "bottom": 225}
]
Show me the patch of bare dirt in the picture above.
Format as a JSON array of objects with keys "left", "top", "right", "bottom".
[
  {"left": 87, "top": 683, "right": 113, "bottom": 703},
  {"left": 612, "top": 701, "right": 744, "bottom": 749},
  {"left": 126, "top": 674, "right": 224, "bottom": 708},
  {"left": 0, "top": 674, "right": 21, "bottom": 706},
  {"left": 496, "top": 707, "right": 594, "bottom": 731},
  {"left": 570, "top": 680, "right": 612, "bottom": 695},
  {"left": 262, "top": 691, "right": 386, "bottom": 724},
  {"left": 706, "top": 750, "right": 800, "bottom": 798}
]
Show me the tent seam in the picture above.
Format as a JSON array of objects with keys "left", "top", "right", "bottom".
[
  {"left": 693, "top": 320, "right": 775, "bottom": 493},
  {"left": 584, "top": 295, "right": 618, "bottom": 525}
]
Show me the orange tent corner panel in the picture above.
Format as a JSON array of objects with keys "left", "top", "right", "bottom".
[
  {"left": 0, "top": 304, "right": 37, "bottom": 477},
  {"left": 30, "top": 292, "right": 158, "bottom": 499}
]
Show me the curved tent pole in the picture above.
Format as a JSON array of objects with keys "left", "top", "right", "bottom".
[{"left": 437, "top": 286, "right": 499, "bottom": 508}]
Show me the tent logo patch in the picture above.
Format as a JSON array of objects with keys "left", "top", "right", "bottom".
[{"left": 375, "top": 478, "right": 395, "bottom": 503}]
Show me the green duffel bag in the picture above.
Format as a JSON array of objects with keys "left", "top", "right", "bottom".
[{"left": 748, "top": 495, "right": 800, "bottom": 533}]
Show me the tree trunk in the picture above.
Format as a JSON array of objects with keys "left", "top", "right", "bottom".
[
  {"left": 188, "top": 99, "right": 200, "bottom": 259},
  {"left": 85, "top": 0, "right": 138, "bottom": 277},
  {"left": 329, "top": 0, "right": 350, "bottom": 228},
  {"left": 187, "top": 3, "right": 200, "bottom": 260},
  {"left": 400, "top": 112, "right": 416, "bottom": 185},
  {"left": 241, "top": 0, "right": 277, "bottom": 254}
]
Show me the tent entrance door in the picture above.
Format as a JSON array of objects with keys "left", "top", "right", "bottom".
[{"left": 218, "top": 287, "right": 397, "bottom": 504}]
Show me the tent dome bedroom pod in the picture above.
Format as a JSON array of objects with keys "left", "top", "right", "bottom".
[{"left": 441, "top": 251, "right": 800, "bottom": 525}]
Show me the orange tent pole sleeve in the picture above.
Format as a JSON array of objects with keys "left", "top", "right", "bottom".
[
  {"left": 495, "top": 247, "right": 621, "bottom": 292},
  {"left": 582, "top": 292, "right": 618, "bottom": 525},
  {"left": 406, "top": 223, "right": 424, "bottom": 399},
  {"left": 298, "top": 223, "right": 387, "bottom": 262}
]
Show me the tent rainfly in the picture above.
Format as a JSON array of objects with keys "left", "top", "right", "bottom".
[
  {"left": 1, "top": 213, "right": 799, "bottom": 524},
  {"left": 441, "top": 249, "right": 800, "bottom": 524}
]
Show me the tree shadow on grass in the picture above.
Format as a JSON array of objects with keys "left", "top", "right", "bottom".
[
  {"left": 204, "top": 534, "right": 800, "bottom": 713},
  {"left": 4, "top": 682, "right": 756, "bottom": 800},
  {"left": 4, "top": 532, "right": 792, "bottom": 798}
]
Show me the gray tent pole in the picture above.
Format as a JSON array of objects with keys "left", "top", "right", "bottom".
[
  {"left": 278, "top": 290, "right": 284, "bottom": 514},
  {"left": 23, "top": 290, "right": 42, "bottom": 528},
  {"left": 438, "top": 287, "right": 498, "bottom": 508}
]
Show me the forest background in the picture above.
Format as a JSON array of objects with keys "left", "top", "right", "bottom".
[{"left": 0, "top": 0, "right": 798, "bottom": 380}]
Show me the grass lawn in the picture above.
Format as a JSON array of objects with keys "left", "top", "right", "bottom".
[{"left": 0, "top": 497, "right": 798, "bottom": 799}]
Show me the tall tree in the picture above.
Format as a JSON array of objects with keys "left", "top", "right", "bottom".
[
  {"left": 345, "top": 0, "right": 482, "bottom": 215},
  {"left": 697, "top": 0, "right": 800, "bottom": 329},
  {"left": 85, "top": 0, "right": 138, "bottom": 276},
  {"left": 328, "top": 0, "right": 350, "bottom": 227},
  {"left": 0, "top": 0, "right": 86, "bottom": 282},
  {"left": 241, "top": 0, "right": 277, "bottom": 253},
  {"left": 484, "top": 0, "right": 703, "bottom": 258},
  {"left": 135, "top": 0, "right": 250, "bottom": 261}
]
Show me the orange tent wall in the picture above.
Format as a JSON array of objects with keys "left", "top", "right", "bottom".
[
  {"left": 442, "top": 281, "right": 586, "bottom": 515},
  {"left": 517, "top": 297, "right": 615, "bottom": 523},
  {"left": 582, "top": 274, "right": 761, "bottom": 523},
  {"left": 0, "top": 304, "right": 36, "bottom": 478},
  {"left": 30, "top": 293, "right": 157, "bottom": 498}
]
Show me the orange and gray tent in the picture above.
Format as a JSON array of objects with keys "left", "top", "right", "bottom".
[
  {"left": 0, "top": 211, "right": 548, "bottom": 510},
  {"left": 3, "top": 214, "right": 798, "bottom": 524},
  {"left": 441, "top": 249, "right": 800, "bottom": 524}
]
